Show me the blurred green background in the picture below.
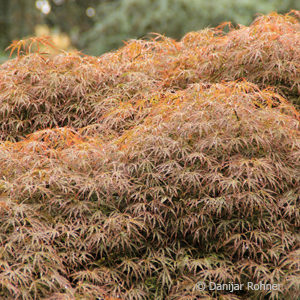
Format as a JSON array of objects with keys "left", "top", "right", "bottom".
[{"left": 0, "top": 0, "right": 299, "bottom": 61}]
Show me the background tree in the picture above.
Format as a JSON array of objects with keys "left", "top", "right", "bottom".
[
  {"left": 0, "top": 0, "right": 300, "bottom": 58},
  {"left": 0, "top": 0, "right": 96, "bottom": 59},
  {"left": 0, "top": 0, "right": 40, "bottom": 50},
  {"left": 82, "top": 0, "right": 300, "bottom": 55}
]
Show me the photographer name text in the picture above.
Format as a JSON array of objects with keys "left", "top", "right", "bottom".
[{"left": 196, "top": 281, "right": 280, "bottom": 292}]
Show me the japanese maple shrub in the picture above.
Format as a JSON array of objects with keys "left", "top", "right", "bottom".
[{"left": 0, "top": 11, "right": 299, "bottom": 300}]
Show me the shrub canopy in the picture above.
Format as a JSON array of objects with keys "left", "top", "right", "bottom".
[{"left": 0, "top": 11, "right": 299, "bottom": 300}]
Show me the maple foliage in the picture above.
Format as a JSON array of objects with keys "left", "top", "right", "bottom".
[
  {"left": 0, "top": 11, "right": 299, "bottom": 300},
  {"left": 5, "top": 36, "right": 59, "bottom": 58}
]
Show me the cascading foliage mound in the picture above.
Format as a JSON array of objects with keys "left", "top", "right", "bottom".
[{"left": 0, "top": 11, "right": 299, "bottom": 300}]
